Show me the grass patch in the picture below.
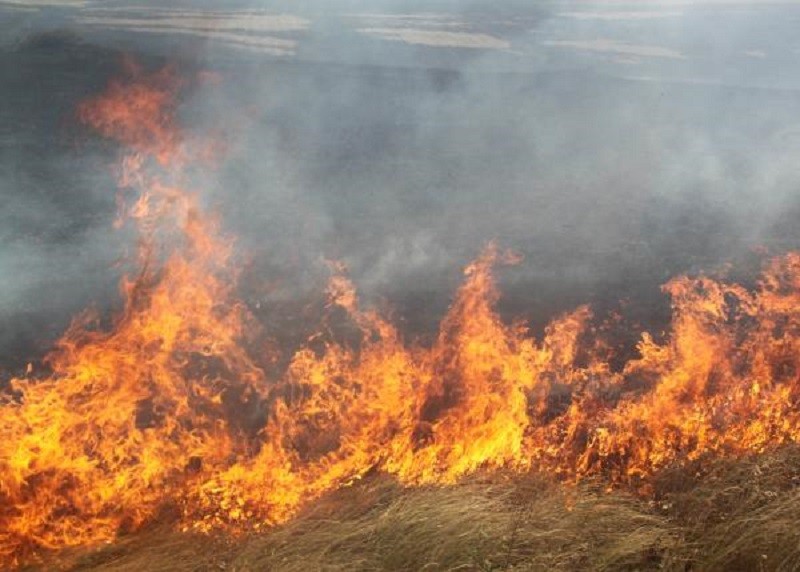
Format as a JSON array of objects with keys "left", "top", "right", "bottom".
[{"left": 27, "top": 446, "right": 800, "bottom": 571}]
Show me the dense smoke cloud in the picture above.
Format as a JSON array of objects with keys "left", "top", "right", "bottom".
[{"left": 2, "top": 1, "right": 800, "bottom": 368}]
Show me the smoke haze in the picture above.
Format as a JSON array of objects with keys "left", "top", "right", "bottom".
[{"left": 2, "top": 0, "right": 800, "bottom": 370}]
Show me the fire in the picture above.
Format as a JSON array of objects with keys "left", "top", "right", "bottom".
[{"left": 1, "top": 64, "right": 799, "bottom": 567}]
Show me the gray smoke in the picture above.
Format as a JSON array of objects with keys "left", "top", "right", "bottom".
[{"left": 2, "top": 1, "right": 800, "bottom": 369}]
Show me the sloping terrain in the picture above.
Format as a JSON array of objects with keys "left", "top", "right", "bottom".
[{"left": 32, "top": 446, "right": 800, "bottom": 572}]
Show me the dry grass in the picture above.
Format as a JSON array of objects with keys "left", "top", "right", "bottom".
[
  {"left": 230, "top": 475, "right": 675, "bottom": 572},
  {"left": 655, "top": 446, "right": 800, "bottom": 571},
  {"left": 25, "top": 446, "right": 800, "bottom": 572}
]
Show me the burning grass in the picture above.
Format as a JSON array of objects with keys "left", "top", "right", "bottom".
[
  {"left": 3, "top": 63, "right": 800, "bottom": 569},
  {"left": 33, "top": 445, "right": 800, "bottom": 571}
]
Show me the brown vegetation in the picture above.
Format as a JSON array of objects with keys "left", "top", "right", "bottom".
[{"left": 33, "top": 445, "right": 800, "bottom": 572}]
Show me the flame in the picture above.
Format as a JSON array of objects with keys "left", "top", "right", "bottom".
[{"left": 1, "top": 64, "right": 799, "bottom": 567}]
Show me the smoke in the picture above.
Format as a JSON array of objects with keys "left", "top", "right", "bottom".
[{"left": 2, "top": 1, "right": 800, "bottom": 367}]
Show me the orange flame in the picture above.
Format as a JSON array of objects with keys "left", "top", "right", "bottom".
[{"left": 1, "top": 65, "right": 799, "bottom": 567}]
